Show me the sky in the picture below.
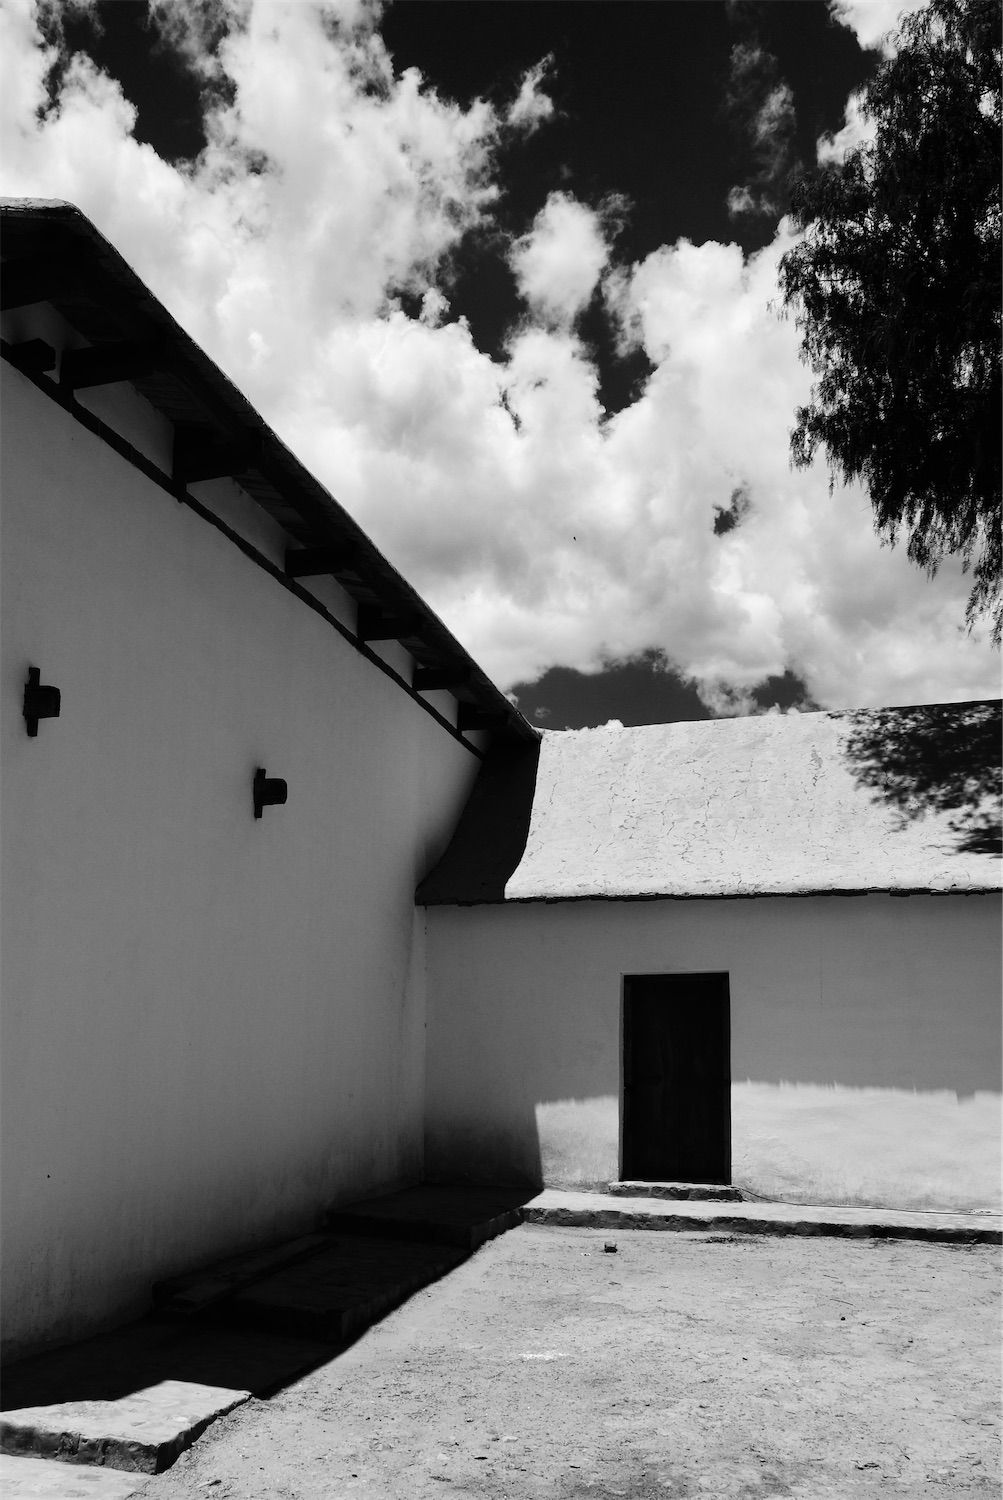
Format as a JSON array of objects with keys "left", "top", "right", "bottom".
[{"left": 1, "top": 0, "right": 998, "bottom": 728}]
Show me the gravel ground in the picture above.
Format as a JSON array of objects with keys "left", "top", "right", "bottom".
[{"left": 138, "top": 1225, "right": 1001, "bottom": 1499}]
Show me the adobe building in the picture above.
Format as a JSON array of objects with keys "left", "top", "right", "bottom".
[
  {"left": 419, "top": 712, "right": 1002, "bottom": 1211},
  {"left": 2, "top": 200, "right": 1000, "bottom": 1360}
]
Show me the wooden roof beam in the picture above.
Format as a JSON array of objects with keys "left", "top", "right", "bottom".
[
  {"left": 285, "top": 545, "right": 358, "bottom": 578},
  {"left": 173, "top": 428, "right": 261, "bottom": 485},
  {"left": 457, "top": 703, "right": 508, "bottom": 734},
  {"left": 60, "top": 341, "right": 161, "bottom": 391},
  {"left": 6, "top": 339, "right": 56, "bottom": 374},
  {"left": 0, "top": 256, "right": 76, "bottom": 312},
  {"left": 357, "top": 605, "right": 421, "bottom": 643},
  {"left": 413, "top": 665, "right": 471, "bottom": 692}
]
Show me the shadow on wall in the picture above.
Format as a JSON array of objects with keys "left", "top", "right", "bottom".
[
  {"left": 843, "top": 701, "right": 1002, "bottom": 855},
  {"left": 417, "top": 740, "right": 541, "bottom": 904},
  {"left": 420, "top": 743, "right": 540, "bottom": 1189}
]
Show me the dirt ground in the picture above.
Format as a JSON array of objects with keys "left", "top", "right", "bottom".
[{"left": 138, "top": 1225, "right": 1001, "bottom": 1499}]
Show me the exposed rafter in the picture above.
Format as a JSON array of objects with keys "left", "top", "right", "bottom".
[
  {"left": 457, "top": 703, "right": 507, "bottom": 734},
  {"left": 413, "top": 665, "right": 471, "bottom": 692},
  {"left": 60, "top": 342, "right": 161, "bottom": 391},
  {"left": 285, "top": 545, "right": 357, "bottom": 578},
  {"left": 6, "top": 339, "right": 56, "bottom": 374},
  {"left": 173, "top": 428, "right": 261, "bottom": 485},
  {"left": 357, "top": 605, "right": 421, "bottom": 643},
  {"left": 0, "top": 255, "right": 74, "bottom": 312}
]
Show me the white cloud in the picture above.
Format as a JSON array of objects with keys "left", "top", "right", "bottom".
[
  {"left": 725, "top": 43, "right": 799, "bottom": 220},
  {"left": 419, "top": 286, "right": 450, "bottom": 327},
  {"left": 510, "top": 192, "right": 613, "bottom": 326},
  {"left": 816, "top": 91, "right": 873, "bottom": 163},
  {"left": 506, "top": 54, "right": 555, "bottom": 131},
  {"left": 0, "top": 0, "right": 506, "bottom": 399},
  {"left": 726, "top": 185, "right": 756, "bottom": 217},
  {"left": 827, "top": 0, "right": 928, "bottom": 56},
  {"left": 754, "top": 80, "right": 796, "bottom": 147},
  {"left": 0, "top": 0, "right": 996, "bottom": 714},
  {"left": 817, "top": 4, "right": 932, "bottom": 173}
]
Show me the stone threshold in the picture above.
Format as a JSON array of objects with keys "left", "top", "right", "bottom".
[{"left": 607, "top": 1181, "right": 742, "bottom": 1201}]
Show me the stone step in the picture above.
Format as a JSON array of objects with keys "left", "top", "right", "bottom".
[
  {"left": 322, "top": 1184, "right": 529, "bottom": 1251},
  {"left": 152, "top": 1233, "right": 331, "bottom": 1317},
  {"left": 607, "top": 1181, "right": 743, "bottom": 1202},
  {"left": 0, "top": 1377, "right": 250, "bottom": 1476},
  {"left": 216, "top": 1233, "right": 467, "bottom": 1343}
]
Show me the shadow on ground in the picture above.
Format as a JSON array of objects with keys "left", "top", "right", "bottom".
[{"left": 0, "top": 1186, "right": 533, "bottom": 1412}]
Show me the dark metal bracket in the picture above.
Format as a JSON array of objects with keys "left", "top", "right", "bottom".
[
  {"left": 23, "top": 667, "right": 61, "bottom": 737},
  {"left": 253, "top": 768, "right": 288, "bottom": 819}
]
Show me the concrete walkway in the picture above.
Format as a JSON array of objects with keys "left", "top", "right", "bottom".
[{"left": 523, "top": 1189, "right": 1003, "bottom": 1243}]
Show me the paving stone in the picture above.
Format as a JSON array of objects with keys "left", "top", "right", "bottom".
[
  {"left": 524, "top": 1189, "right": 1003, "bottom": 1244},
  {"left": 0, "top": 1379, "right": 250, "bottom": 1474},
  {"left": 0, "top": 1453, "right": 149, "bottom": 1498}
]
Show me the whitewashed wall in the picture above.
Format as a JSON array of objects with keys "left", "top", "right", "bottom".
[
  {"left": 1, "top": 363, "right": 479, "bottom": 1356},
  {"left": 425, "top": 894, "right": 1002, "bottom": 1212}
]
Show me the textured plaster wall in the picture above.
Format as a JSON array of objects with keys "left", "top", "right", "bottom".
[
  {"left": 425, "top": 895, "right": 1001, "bottom": 1211},
  {"left": 1, "top": 364, "right": 479, "bottom": 1356}
]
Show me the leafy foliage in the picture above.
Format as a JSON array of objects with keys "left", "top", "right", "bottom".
[{"left": 779, "top": 0, "right": 1002, "bottom": 640}]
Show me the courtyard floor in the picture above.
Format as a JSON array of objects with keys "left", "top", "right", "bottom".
[{"left": 130, "top": 1223, "right": 1000, "bottom": 1499}]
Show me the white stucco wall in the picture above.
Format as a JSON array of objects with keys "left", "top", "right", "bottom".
[
  {"left": 1, "top": 363, "right": 480, "bottom": 1356},
  {"left": 424, "top": 895, "right": 1002, "bottom": 1212}
]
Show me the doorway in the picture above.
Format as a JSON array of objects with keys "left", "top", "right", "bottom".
[{"left": 621, "top": 972, "right": 731, "bottom": 1183}]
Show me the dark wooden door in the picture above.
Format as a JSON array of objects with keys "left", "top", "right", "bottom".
[{"left": 621, "top": 973, "right": 730, "bottom": 1183}]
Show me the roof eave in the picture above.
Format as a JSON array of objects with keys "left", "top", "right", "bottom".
[{"left": 0, "top": 198, "right": 538, "bottom": 748}]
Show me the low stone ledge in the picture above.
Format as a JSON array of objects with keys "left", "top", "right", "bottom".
[
  {"left": 523, "top": 1192, "right": 1002, "bottom": 1245},
  {"left": 0, "top": 1379, "right": 251, "bottom": 1474}
]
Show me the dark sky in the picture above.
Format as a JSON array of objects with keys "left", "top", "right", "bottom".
[{"left": 60, "top": 0, "right": 875, "bottom": 729}]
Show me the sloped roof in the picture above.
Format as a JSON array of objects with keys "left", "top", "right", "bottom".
[{"left": 418, "top": 702, "right": 1002, "bottom": 903}]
